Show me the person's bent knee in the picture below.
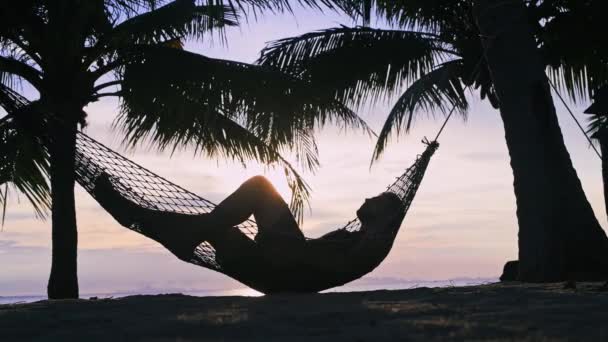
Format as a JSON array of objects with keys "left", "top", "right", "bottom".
[
  {"left": 245, "top": 175, "right": 272, "bottom": 188},
  {"left": 244, "top": 175, "right": 278, "bottom": 196}
]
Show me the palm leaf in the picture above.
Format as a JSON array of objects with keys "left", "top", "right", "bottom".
[
  {"left": 586, "top": 113, "right": 606, "bottom": 142},
  {"left": 334, "top": 0, "right": 471, "bottom": 32},
  {"left": 104, "top": 0, "right": 166, "bottom": 17},
  {"left": 538, "top": 1, "right": 608, "bottom": 103},
  {"left": 106, "top": 0, "right": 341, "bottom": 19},
  {"left": 373, "top": 59, "right": 468, "bottom": 160},
  {"left": 104, "top": 1, "right": 238, "bottom": 47},
  {"left": 258, "top": 26, "right": 454, "bottom": 109},
  {"left": 116, "top": 46, "right": 371, "bottom": 220},
  {"left": 0, "top": 85, "right": 50, "bottom": 218},
  {"left": 0, "top": 55, "right": 43, "bottom": 89},
  {"left": 585, "top": 86, "right": 608, "bottom": 142},
  {"left": 116, "top": 89, "right": 314, "bottom": 222},
  {"left": 119, "top": 46, "right": 372, "bottom": 166},
  {"left": 542, "top": 25, "right": 608, "bottom": 103},
  {"left": 0, "top": 110, "right": 51, "bottom": 219},
  {"left": 542, "top": 12, "right": 593, "bottom": 102}
]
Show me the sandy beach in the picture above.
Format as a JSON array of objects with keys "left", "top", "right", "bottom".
[{"left": 1, "top": 282, "right": 607, "bottom": 341}]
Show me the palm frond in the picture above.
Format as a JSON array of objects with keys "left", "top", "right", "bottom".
[
  {"left": 105, "top": 0, "right": 238, "bottom": 47},
  {"left": 119, "top": 46, "right": 372, "bottom": 167},
  {"left": 334, "top": 0, "right": 472, "bottom": 32},
  {"left": 0, "top": 68, "right": 18, "bottom": 89},
  {"left": 540, "top": 2, "right": 608, "bottom": 103},
  {"left": 0, "top": 109, "right": 51, "bottom": 219},
  {"left": 546, "top": 64, "right": 594, "bottom": 104},
  {"left": 116, "top": 92, "right": 313, "bottom": 222},
  {"left": 116, "top": 46, "right": 374, "bottom": 219},
  {"left": 258, "top": 26, "right": 454, "bottom": 109},
  {"left": 0, "top": 55, "right": 43, "bottom": 89},
  {"left": 105, "top": 0, "right": 340, "bottom": 20},
  {"left": 586, "top": 113, "right": 606, "bottom": 142},
  {"left": 373, "top": 59, "right": 467, "bottom": 161},
  {"left": 215, "top": 0, "right": 341, "bottom": 14},
  {"left": 104, "top": 0, "right": 169, "bottom": 18},
  {"left": 541, "top": 17, "right": 603, "bottom": 104},
  {"left": 543, "top": 38, "right": 608, "bottom": 104},
  {"left": 584, "top": 86, "right": 608, "bottom": 142}
]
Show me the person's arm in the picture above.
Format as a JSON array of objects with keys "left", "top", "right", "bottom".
[
  {"left": 346, "top": 226, "right": 396, "bottom": 272},
  {"left": 304, "top": 229, "right": 362, "bottom": 273}
]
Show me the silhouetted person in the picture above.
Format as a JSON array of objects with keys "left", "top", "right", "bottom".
[{"left": 92, "top": 173, "right": 403, "bottom": 291}]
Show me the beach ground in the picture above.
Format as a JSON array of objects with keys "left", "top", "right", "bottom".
[{"left": 1, "top": 282, "right": 607, "bottom": 341}]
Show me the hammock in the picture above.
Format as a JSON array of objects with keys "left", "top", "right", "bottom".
[
  {"left": 0, "top": 85, "right": 439, "bottom": 293},
  {"left": 76, "top": 133, "right": 438, "bottom": 292}
]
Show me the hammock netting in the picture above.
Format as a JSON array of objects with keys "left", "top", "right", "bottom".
[
  {"left": 74, "top": 132, "right": 438, "bottom": 273},
  {"left": 0, "top": 85, "right": 439, "bottom": 293}
]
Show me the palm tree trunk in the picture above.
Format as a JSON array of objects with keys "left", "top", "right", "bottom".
[
  {"left": 46, "top": 115, "right": 79, "bottom": 299},
  {"left": 473, "top": 0, "right": 608, "bottom": 281}
]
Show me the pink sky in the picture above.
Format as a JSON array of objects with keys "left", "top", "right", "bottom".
[{"left": 0, "top": 8, "right": 605, "bottom": 296}]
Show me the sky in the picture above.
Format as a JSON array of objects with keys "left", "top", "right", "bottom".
[{"left": 1, "top": 7, "right": 606, "bottom": 297}]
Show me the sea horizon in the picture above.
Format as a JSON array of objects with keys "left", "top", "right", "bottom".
[{"left": 0, "top": 277, "right": 498, "bottom": 305}]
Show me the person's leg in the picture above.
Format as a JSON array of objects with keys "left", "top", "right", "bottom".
[
  {"left": 93, "top": 173, "right": 213, "bottom": 260},
  {"left": 209, "top": 175, "right": 303, "bottom": 239},
  {"left": 94, "top": 173, "right": 204, "bottom": 232}
]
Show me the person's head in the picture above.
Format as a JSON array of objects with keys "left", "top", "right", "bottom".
[{"left": 356, "top": 192, "right": 403, "bottom": 227}]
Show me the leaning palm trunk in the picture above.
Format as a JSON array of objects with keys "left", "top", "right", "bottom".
[{"left": 473, "top": 0, "right": 608, "bottom": 281}]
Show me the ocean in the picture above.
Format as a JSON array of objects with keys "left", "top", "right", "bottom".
[{"left": 0, "top": 278, "right": 497, "bottom": 305}]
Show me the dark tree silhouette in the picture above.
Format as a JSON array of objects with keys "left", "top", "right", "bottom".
[
  {"left": 473, "top": 0, "right": 608, "bottom": 281},
  {"left": 259, "top": 0, "right": 608, "bottom": 281},
  {"left": 0, "top": 0, "right": 368, "bottom": 299}
]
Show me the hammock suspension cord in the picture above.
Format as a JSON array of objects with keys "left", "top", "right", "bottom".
[
  {"left": 547, "top": 78, "right": 602, "bottom": 160},
  {"left": 433, "top": 53, "right": 487, "bottom": 142}
]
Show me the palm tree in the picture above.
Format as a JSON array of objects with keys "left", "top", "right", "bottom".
[
  {"left": 539, "top": 0, "right": 608, "bottom": 100},
  {"left": 0, "top": 0, "right": 368, "bottom": 299},
  {"left": 543, "top": 0, "right": 608, "bottom": 221},
  {"left": 473, "top": 0, "right": 607, "bottom": 281},
  {"left": 258, "top": 0, "right": 608, "bottom": 281},
  {"left": 258, "top": 1, "right": 497, "bottom": 156}
]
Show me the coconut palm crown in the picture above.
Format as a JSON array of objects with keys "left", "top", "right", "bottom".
[{"left": 258, "top": 0, "right": 608, "bottom": 160}]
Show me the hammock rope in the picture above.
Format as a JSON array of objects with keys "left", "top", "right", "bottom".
[{"left": 547, "top": 78, "right": 602, "bottom": 159}]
